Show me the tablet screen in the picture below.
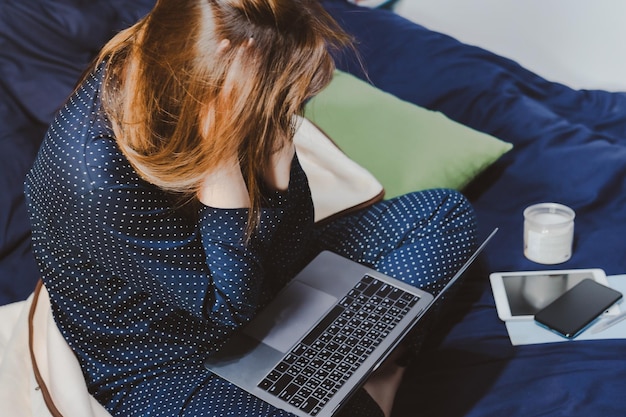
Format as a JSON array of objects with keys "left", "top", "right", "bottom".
[{"left": 502, "top": 271, "right": 596, "bottom": 316}]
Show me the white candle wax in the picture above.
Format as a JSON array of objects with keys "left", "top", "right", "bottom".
[{"left": 523, "top": 203, "right": 575, "bottom": 264}]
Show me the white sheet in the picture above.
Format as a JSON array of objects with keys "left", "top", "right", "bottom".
[{"left": 0, "top": 285, "right": 112, "bottom": 417}]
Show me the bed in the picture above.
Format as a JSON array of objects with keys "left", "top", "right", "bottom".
[{"left": 2, "top": 0, "right": 626, "bottom": 416}]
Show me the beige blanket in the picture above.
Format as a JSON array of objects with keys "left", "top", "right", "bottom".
[{"left": 0, "top": 282, "right": 112, "bottom": 417}]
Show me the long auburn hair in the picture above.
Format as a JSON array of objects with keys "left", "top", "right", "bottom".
[{"left": 91, "top": 0, "right": 351, "bottom": 235}]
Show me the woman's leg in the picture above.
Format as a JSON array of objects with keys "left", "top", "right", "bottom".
[
  {"left": 180, "top": 373, "right": 294, "bottom": 417},
  {"left": 105, "top": 360, "right": 294, "bottom": 417},
  {"left": 313, "top": 188, "right": 478, "bottom": 295}
]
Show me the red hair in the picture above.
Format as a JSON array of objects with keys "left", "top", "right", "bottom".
[{"left": 93, "top": 0, "right": 351, "bottom": 234}]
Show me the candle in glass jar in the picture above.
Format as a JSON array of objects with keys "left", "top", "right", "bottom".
[{"left": 524, "top": 203, "right": 575, "bottom": 264}]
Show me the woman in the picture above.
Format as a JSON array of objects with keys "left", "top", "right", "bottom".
[{"left": 25, "top": 0, "right": 477, "bottom": 415}]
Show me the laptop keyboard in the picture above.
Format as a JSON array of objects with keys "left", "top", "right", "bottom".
[{"left": 257, "top": 274, "right": 420, "bottom": 416}]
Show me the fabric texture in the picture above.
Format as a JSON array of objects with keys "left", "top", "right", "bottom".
[
  {"left": 293, "top": 117, "right": 384, "bottom": 223},
  {"left": 304, "top": 71, "right": 512, "bottom": 198},
  {"left": 0, "top": 284, "right": 113, "bottom": 417}
]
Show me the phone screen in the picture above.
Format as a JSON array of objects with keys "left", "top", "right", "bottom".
[{"left": 534, "top": 279, "right": 623, "bottom": 338}]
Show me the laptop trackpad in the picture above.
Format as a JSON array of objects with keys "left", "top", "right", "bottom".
[{"left": 244, "top": 281, "right": 337, "bottom": 353}]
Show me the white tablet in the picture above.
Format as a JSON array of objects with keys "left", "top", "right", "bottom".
[{"left": 489, "top": 268, "right": 617, "bottom": 321}]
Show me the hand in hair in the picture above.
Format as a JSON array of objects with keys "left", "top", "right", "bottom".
[
  {"left": 197, "top": 159, "right": 250, "bottom": 209},
  {"left": 197, "top": 139, "right": 294, "bottom": 209},
  {"left": 263, "top": 141, "right": 295, "bottom": 192}
]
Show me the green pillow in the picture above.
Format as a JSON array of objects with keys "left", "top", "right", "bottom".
[{"left": 304, "top": 71, "right": 512, "bottom": 199}]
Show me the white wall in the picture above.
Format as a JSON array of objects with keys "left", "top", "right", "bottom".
[{"left": 392, "top": 0, "right": 626, "bottom": 91}]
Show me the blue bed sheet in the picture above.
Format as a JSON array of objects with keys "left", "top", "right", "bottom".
[{"left": 2, "top": 0, "right": 625, "bottom": 415}]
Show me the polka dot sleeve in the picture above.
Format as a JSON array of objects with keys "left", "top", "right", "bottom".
[
  {"left": 198, "top": 153, "right": 316, "bottom": 325},
  {"left": 198, "top": 206, "right": 281, "bottom": 327}
]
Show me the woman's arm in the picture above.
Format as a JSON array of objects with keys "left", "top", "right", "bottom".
[
  {"left": 263, "top": 141, "right": 295, "bottom": 192},
  {"left": 197, "top": 159, "right": 250, "bottom": 208}
]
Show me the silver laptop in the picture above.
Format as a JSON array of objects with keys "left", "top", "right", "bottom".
[{"left": 204, "top": 228, "right": 498, "bottom": 416}]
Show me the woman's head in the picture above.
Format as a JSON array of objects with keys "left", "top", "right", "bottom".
[{"left": 98, "top": 0, "right": 351, "bottom": 227}]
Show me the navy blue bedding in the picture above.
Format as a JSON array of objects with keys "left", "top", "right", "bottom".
[{"left": 2, "top": 0, "right": 625, "bottom": 415}]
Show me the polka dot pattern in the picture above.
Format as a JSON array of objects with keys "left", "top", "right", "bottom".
[
  {"left": 314, "top": 189, "right": 478, "bottom": 296},
  {"left": 24, "top": 65, "right": 477, "bottom": 416}
]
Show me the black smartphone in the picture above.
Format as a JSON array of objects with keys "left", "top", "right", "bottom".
[{"left": 534, "top": 279, "right": 623, "bottom": 339}]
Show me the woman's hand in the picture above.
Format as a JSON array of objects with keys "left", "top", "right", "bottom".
[
  {"left": 196, "top": 140, "right": 294, "bottom": 208},
  {"left": 263, "top": 141, "right": 295, "bottom": 192},
  {"left": 197, "top": 159, "right": 250, "bottom": 208}
]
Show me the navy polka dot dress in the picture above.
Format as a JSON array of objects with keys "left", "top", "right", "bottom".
[{"left": 25, "top": 66, "right": 477, "bottom": 416}]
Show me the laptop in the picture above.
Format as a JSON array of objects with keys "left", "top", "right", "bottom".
[{"left": 204, "top": 228, "right": 498, "bottom": 416}]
